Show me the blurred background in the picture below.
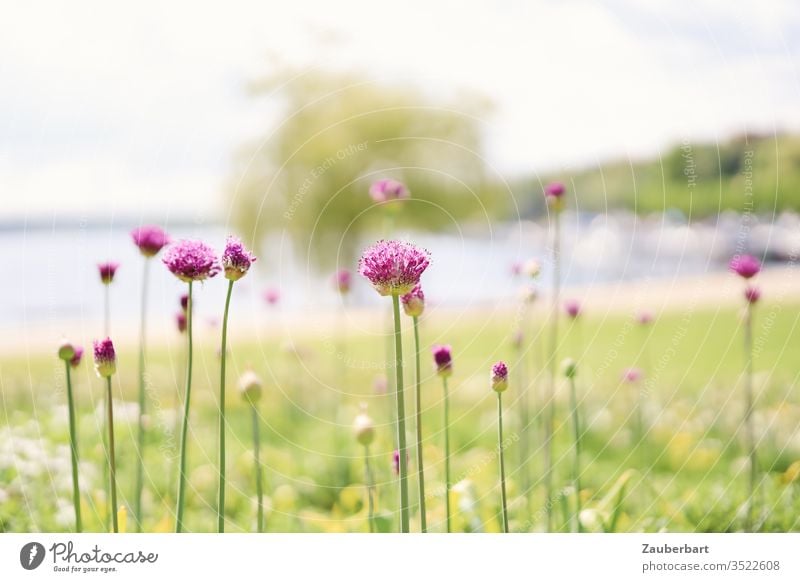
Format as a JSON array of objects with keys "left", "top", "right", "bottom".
[{"left": 1, "top": 0, "right": 799, "bottom": 334}]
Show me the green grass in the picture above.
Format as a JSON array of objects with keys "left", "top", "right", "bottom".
[{"left": 1, "top": 300, "right": 799, "bottom": 532}]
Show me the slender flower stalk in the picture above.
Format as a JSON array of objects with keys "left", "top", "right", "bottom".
[
  {"left": 353, "top": 403, "right": 376, "bottom": 533},
  {"left": 94, "top": 338, "right": 118, "bottom": 533},
  {"left": 59, "top": 341, "right": 83, "bottom": 532},
  {"left": 163, "top": 239, "right": 220, "bottom": 532},
  {"left": 544, "top": 181, "right": 565, "bottom": 531},
  {"left": 240, "top": 370, "right": 265, "bottom": 532},
  {"left": 216, "top": 236, "right": 257, "bottom": 533},
  {"left": 730, "top": 254, "right": 762, "bottom": 531},
  {"left": 359, "top": 239, "right": 430, "bottom": 533},
  {"left": 563, "top": 358, "right": 581, "bottom": 532},
  {"left": 130, "top": 225, "right": 169, "bottom": 532},
  {"left": 492, "top": 361, "right": 510, "bottom": 533},
  {"left": 433, "top": 345, "right": 453, "bottom": 532},
  {"left": 98, "top": 262, "right": 119, "bottom": 336},
  {"left": 401, "top": 284, "right": 427, "bottom": 532}
]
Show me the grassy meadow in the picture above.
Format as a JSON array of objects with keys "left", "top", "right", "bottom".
[{"left": 2, "top": 299, "right": 799, "bottom": 533}]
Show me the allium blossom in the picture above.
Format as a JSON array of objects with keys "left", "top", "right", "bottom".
[
  {"left": 622, "top": 367, "right": 642, "bottom": 383},
  {"left": 544, "top": 182, "right": 566, "bottom": 198},
  {"left": 729, "top": 254, "right": 761, "bottom": 279},
  {"left": 98, "top": 262, "right": 119, "bottom": 285},
  {"left": 358, "top": 240, "right": 430, "bottom": 296},
  {"left": 333, "top": 269, "right": 352, "bottom": 294},
  {"left": 176, "top": 312, "right": 187, "bottom": 333},
  {"left": 263, "top": 287, "right": 280, "bottom": 305},
  {"left": 564, "top": 299, "right": 582, "bottom": 319},
  {"left": 432, "top": 345, "right": 453, "bottom": 377},
  {"left": 162, "top": 240, "right": 220, "bottom": 283},
  {"left": 369, "top": 179, "right": 410, "bottom": 203},
  {"left": 401, "top": 283, "right": 425, "bottom": 317},
  {"left": 93, "top": 338, "right": 117, "bottom": 378},
  {"left": 636, "top": 310, "right": 654, "bottom": 326},
  {"left": 70, "top": 346, "right": 84, "bottom": 368},
  {"left": 744, "top": 285, "right": 761, "bottom": 304},
  {"left": 221, "top": 236, "right": 257, "bottom": 281},
  {"left": 131, "top": 225, "right": 170, "bottom": 258},
  {"left": 392, "top": 450, "right": 409, "bottom": 475},
  {"left": 491, "top": 361, "right": 509, "bottom": 393},
  {"left": 180, "top": 293, "right": 189, "bottom": 312}
]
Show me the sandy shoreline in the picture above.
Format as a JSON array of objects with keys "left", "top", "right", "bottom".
[{"left": 4, "top": 267, "right": 798, "bottom": 357}]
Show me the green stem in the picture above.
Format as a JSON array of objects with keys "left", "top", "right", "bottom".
[
  {"left": 443, "top": 376, "right": 451, "bottom": 533},
  {"left": 251, "top": 403, "right": 264, "bottom": 533},
  {"left": 175, "top": 281, "right": 193, "bottom": 533},
  {"left": 134, "top": 257, "right": 150, "bottom": 532},
  {"left": 106, "top": 376, "right": 118, "bottom": 533},
  {"left": 545, "top": 210, "right": 561, "bottom": 531},
  {"left": 218, "top": 279, "right": 234, "bottom": 533},
  {"left": 569, "top": 374, "right": 582, "bottom": 533},
  {"left": 364, "top": 444, "right": 375, "bottom": 533},
  {"left": 497, "top": 392, "right": 509, "bottom": 533},
  {"left": 744, "top": 301, "right": 757, "bottom": 532},
  {"left": 517, "top": 339, "right": 530, "bottom": 499},
  {"left": 391, "top": 294, "right": 410, "bottom": 533},
  {"left": 65, "top": 362, "right": 82, "bottom": 533},
  {"left": 412, "top": 316, "right": 427, "bottom": 532}
]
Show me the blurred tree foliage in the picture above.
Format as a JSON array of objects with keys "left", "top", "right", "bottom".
[
  {"left": 228, "top": 68, "right": 507, "bottom": 267},
  {"left": 528, "top": 133, "right": 800, "bottom": 218}
]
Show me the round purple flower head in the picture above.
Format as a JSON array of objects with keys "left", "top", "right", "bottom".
[
  {"left": 93, "top": 338, "right": 116, "bottom": 378},
  {"left": 176, "top": 311, "right": 187, "bottom": 333},
  {"left": 729, "top": 254, "right": 761, "bottom": 280},
  {"left": 544, "top": 182, "right": 566, "bottom": 212},
  {"left": 564, "top": 299, "right": 582, "bottom": 319},
  {"left": 264, "top": 287, "right": 280, "bottom": 306},
  {"left": 369, "top": 179, "right": 410, "bottom": 204},
  {"left": 636, "top": 310, "right": 654, "bottom": 326},
  {"left": 392, "top": 449, "right": 409, "bottom": 475},
  {"left": 333, "top": 269, "right": 352, "bottom": 295},
  {"left": 131, "top": 225, "right": 170, "bottom": 258},
  {"left": 432, "top": 344, "right": 453, "bottom": 378},
  {"left": 401, "top": 283, "right": 425, "bottom": 317},
  {"left": 162, "top": 240, "right": 220, "bottom": 283},
  {"left": 491, "top": 361, "right": 509, "bottom": 393},
  {"left": 358, "top": 240, "right": 430, "bottom": 296},
  {"left": 70, "top": 346, "right": 84, "bottom": 368},
  {"left": 98, "top": 262, "right": 119, "bottom": 285},
  {"left": 744, "top": 285, "right": 761, "bottom": 305},
  {"left": 221, "top": 236, "right": 257, "bottom": 282},
  {"left": 622, "top": 367, "right": 642, "bottom": 384}
]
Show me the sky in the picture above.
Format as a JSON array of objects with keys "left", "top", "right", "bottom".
[{"left": 1, "top": 0, "right": 798, "bottom": 220}]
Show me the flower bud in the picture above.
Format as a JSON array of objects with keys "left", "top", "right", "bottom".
[
  {"left": 562, "top": 357, "right": 577, "bottom": 379},
  {"left": 491, "top": 361, "right": 508, "bottom": 393},
  {"left": 58, "top": 339, "right": 75, "bottom": 362},
  {"left": 239, "top": 370, "right": 263, "bottom": 405},
  {"left": 353, "top": 404, "right": 375, "bottom": 446}
]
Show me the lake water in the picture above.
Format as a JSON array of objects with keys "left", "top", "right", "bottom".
[{"left": 2, "top": 211, "right": 796, "bottom": 337}]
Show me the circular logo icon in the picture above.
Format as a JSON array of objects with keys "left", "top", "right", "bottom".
[{"left": 19, "top": 542, "right": 45, "bottom": 570}]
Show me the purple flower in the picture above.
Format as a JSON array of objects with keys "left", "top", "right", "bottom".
[
  {"left": 176, "top": 311, "right": 187, "bottom": 333},
  {"left": 369, "top": 179, "right": 410, "bottom": 204},
  {"left": 510, "top": 261, "right": 522, "bottom": 277},
  {"left": 432, "top": 344, "right": 453, "bottom": 377},
  {"left": 744, "top": 285, "right": 761, "bottom": 304},
  {"left": 544, "top": 182, "right": 566, "bottom": 198},
  {"left": 98, "top": 262, "right": 119, "bottom": 285},
  {"left": 263, "top": 287, "right": 280, "bottom": 306},
  {"left": 131, "top": 225, "right": 170, "bottom": 258},
  {"left": 70, "top": 346, "right": 84, "bottom": 368},
  {"left": 636, "top": 310, "right": 654, "bottom": 326},
  {"left": 333, "top": 269, "right": 352, "bottom": 294},
  {"left": 622, "top": 367, "right": 642, "bottom": 383},
  {"left": 491, "top": 361, "right": 509, "bottom": 393},
  {"left": 180, "top": 293, "right": 189, "bottom": 312},
  {"left": 221, "top": 236, "right": 257, "bottom": 281},
  {"left": 93, "top": 338, "right": 117, "bottom": 378},
  {"left": 729, "top": 254, "right": 761, "bottom": 280},
  {"left": 162, "top": 240, "right": 220, "bottom": 283},
  {"left": 564, "top": 299, "right": 582, "bottom": 319},
  {"left": 400, "top": 283, "right": 425, "bottom": 317},
  {"left": 358, "top": 240, "right": 431, "bottom": 296},
  {"left": 392, "top": 449, "right": 409, "bottom": 475}
]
